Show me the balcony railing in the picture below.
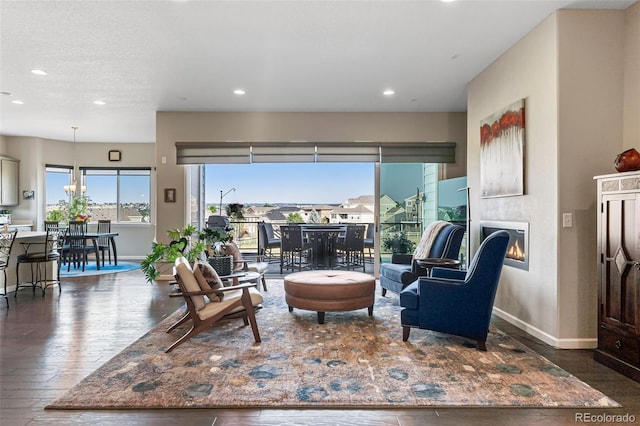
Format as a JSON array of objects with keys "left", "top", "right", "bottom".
[{"left": 222, "top": 220, "right": 424, "bottom": 259}]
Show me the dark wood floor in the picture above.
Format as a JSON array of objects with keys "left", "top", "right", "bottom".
[{"left": 1, "top": 269, "right": 639, "bottom": 426}]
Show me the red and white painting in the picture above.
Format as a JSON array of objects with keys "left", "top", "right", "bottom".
[{"left": 480, "top": 99, "right": 525, "bottom": 198}]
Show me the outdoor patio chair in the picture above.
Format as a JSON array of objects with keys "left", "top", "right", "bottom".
[
  {"left": 258, "top": 222, "right": 280, "bottom": 263},
  {"left": 334, "top": 224, "right": 366, "bottom": 272},
  {"left": 279, "top": 225, "right": 312, "bottom": 273}
]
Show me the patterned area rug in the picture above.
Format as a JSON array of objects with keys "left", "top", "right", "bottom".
[{"left": 47, "top": 280, "right": 619, "bottom": 409}]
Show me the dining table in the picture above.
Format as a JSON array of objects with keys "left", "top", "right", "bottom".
[
  {"left": 63, "top": 231, "right": 119, "bottom": 270},
  {"left": 300, "top": 224, "right": 346, "bottom": 269}
]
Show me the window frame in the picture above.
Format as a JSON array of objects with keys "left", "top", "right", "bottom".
[{"left": 80, "top": 166, "right": 152, "bottom": 224}]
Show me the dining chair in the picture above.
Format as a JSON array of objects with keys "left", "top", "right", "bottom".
[
  {"left": 0, "top": 229, "right": 17, "bottom": 308},
  {"left": 364, "top": 223, "right": 375, "bottom": 263},
  {"left": 64, "top": 221, "right": 94, "bottom": 272},
  {"left": 15, "top": 227, "right": 64, "bottom": 297},
  {"left": 96, "top": 220, "right": 112, "bottom": 267},
  {"left": 258, "top": 222, "right": 280, "bottom": 263},
  {"left": 279, "top": 225, "right": 312, "bottom": 273},
  {"left": 44, "top": 220, "right": 59, "bottom": 231},
  {"left": 334, "top": 224, "right": 366, "bottom": 272}
]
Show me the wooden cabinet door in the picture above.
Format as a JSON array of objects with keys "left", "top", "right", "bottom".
[{"left": 600, "top": 193, "right": 640, "bottom": 337}]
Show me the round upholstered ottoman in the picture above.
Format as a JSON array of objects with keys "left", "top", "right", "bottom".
[{"left": 284, "top": 270, "right": 376, "bottom": 324}]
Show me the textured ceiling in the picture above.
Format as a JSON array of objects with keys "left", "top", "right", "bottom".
[{"left": 0, "top": 0, "right": 636, "bottom": 143}]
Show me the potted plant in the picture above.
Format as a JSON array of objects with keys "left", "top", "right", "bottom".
[
  {"left": 226, "top": 203, "right": 244, "bottom": 221},
  {"left": 68, "top": 195, "right": 90, "bottom": 222},
  {"left": 198, "top": 227, "right": 234, "bottom": 276},
  {"left": 383, "top": 232, "right": 415, "bottom": 254},
  {"left": 141, "top": 225, "right": 206, "bottom": 283}
]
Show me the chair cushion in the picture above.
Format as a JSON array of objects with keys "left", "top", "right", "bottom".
[
  {"left": 197, "top": 287, "right": 264, "bottom": 320},
  {"left": 379, "top": 262, "right": 416, "bottom": 285},
  {"left": 248, "top": 261, "right": 268, "bottom": 274},
  {"left": 175, "top": 259, "right": 206, "bottom": 311},
  {"left": 224, "top": 241, "right": 244, "bottom": 271},
  {"left": 193, "top": 260, "right": 224, "bottom": 302}
]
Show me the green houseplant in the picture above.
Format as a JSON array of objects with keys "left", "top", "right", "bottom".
[
  {"left": 141, "top": 225, "right": 206, "bottom": 283},
  {"left": 383, "top": 232, "right": 415, "bottom": 254}
]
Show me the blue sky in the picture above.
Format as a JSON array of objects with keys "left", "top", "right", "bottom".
[
  {"left": 47, "top": 162, "right": 431, "bottom": 206},
  {"left": 205, "top": 163, "right": 374, "bottom": 205}
]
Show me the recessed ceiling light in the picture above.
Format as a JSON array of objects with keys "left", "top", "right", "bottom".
[
  {"left": 11, "top": 100, "right": 24, "bottom": 104},
  {"left": 233, "top": 89, "right": 246, "bottom": 95},
  {"left": 441, "top": 0, "right": 456, "bottom": 3},
  {"left": 31, "top": 69, "right": 47, "bottom": 76},
  {"left": 93, "top": 100, "right": 106, "bottom": 105},
  {"left": 383, "top": 89, "right": 395, "bottom": 96}
]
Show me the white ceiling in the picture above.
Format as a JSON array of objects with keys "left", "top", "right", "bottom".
[{"left": 0, "top": 0, "right": 636, "bottom": 143}]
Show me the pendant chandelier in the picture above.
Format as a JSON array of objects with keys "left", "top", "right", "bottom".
[{"left": 63, "top": 126, "right": 87, "bottom": 196}]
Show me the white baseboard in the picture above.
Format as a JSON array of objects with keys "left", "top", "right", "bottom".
[{"left": 493, "top": 307, "right": 597, "bottom": 349}]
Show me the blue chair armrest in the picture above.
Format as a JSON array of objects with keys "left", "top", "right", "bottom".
[{"left": 430, "top": 267, "right": 466, "bottom": 280}]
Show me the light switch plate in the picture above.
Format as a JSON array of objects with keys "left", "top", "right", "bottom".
[{"left": 562, "top": 213, "right": 573, "bottom": 228}]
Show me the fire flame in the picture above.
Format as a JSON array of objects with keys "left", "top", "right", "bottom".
[{"left": 507, "top": 240, "right": 525, "bottom": 262}]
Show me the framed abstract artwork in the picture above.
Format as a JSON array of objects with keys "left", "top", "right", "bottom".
[{"left": 480, "top": 99, "right": 526, "bottom": 198}]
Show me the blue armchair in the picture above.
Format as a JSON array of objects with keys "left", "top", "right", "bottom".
[
  {"left": 399, "top": 230, "right": 510, "bottom": 351},
  {"left": 379, "top": 223, "right": 465, "bottom": 296}
]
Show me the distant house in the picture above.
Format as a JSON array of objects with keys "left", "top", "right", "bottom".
[
  {"left": 300, "top": 204, "right": 336, "bottom": 223},
  {"left": 329, "top": 204, "right": 374, "bottom": 224},
  {"left": 380, "top": 204, "right": 405, "bottom": 226},
  {"left": 342, "top": 195, "right": 374, "bottom": 210},
  {"left": 380, "top": 194, "right": 398, "bottom": 217}
]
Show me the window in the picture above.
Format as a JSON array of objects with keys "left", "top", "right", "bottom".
[
  {"left": 82, "top": 168, "right": 151, "bottom": 223},
  {"left": 45, "top": 165, "right": 73, "bottom": 221}
]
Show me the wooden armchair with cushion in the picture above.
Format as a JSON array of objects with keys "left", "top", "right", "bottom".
[{"left": 165, "top": 257, "right": 263, "bottom": 353}]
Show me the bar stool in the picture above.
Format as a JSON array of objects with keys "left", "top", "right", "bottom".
[
  {"left": 0, "top": 229, "right": 18, "bottom": 308},
  {"left": 15, "top": 227, "right": 64, "bottom": 297}
]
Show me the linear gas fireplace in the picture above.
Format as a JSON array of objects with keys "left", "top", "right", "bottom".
[{"left": 480, "top": 220, "right": 529, "bottom": 271}]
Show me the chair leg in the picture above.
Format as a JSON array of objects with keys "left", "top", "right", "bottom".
[
  {"left": 381, "top": 288, "right": 387, "bottom": 297},
  {"left": 2, "top": 270, "right": 7, "bottom": 308},
  {"left": 165, "top": 325, "right": 199, "bottom": 353},
  {"left": 241, "top": 290, "right": 261, "bottom": 343},
  {"left": 402, "top": 326, "right": 410, "bottom": 341},
  {"left": 166, "top": 310, "right": 190, "bottom": 333}
]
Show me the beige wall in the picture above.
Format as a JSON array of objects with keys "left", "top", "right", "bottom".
[
  {"left": 155, "top": 111, "right": 467, "bottom": 241},
  {"left": 624, "top": 2, "right": 640, "bottom": 148},
  {"left": 468, "top": 7, "right": 632, "bottom": 348},
  {"left": 556, "top": 10, "right": 625, "bottom": 344},
  {"left": 468, "top": 15, "right": 561, "bottom": 345}
]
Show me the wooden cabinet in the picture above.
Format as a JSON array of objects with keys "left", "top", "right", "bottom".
[
  {"left": 0, "top": 157, "right": 19, "bottom": 206},
  {"left": 594, "top": 171, "right": 640, "bottom": 381}
]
